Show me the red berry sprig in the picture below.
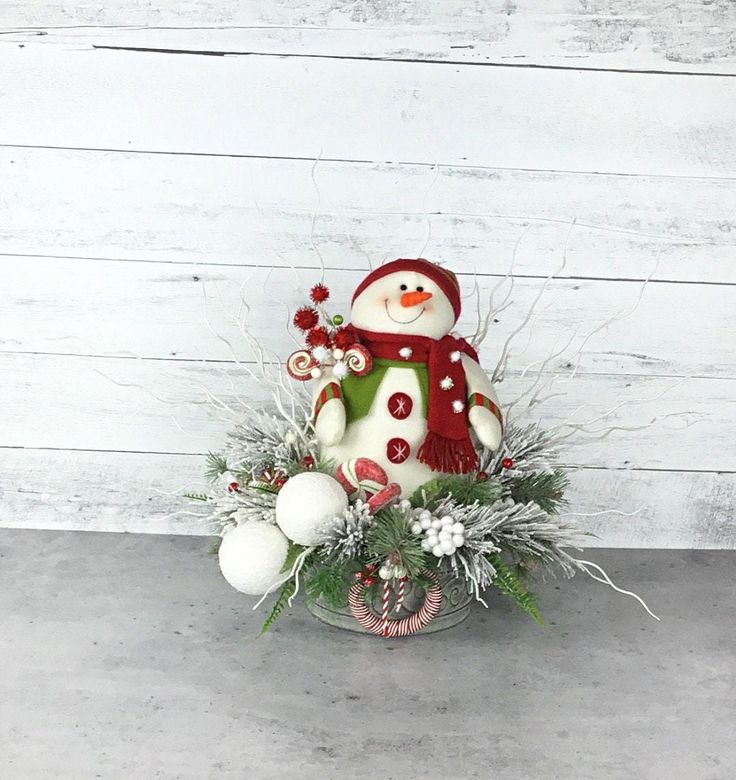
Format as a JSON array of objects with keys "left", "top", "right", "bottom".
[
  {"left": 354, "top": 564, "right": 377, "bottom": 586},
  {"left": 227, "top": 481, "right": 239, "bottom": 493},
  {"left": 305, "top": 326, "right": 330, "bottom": 348},
  {"left": 502, "top": 458, "right": 514, "bottom": 470},
  {"left": 476, "top": 471, "right": 488, "bottom": 482},
  {"left": 310, "top": 283, "right": 330, "bottom": 304},
  {"left": 293, "top": 306, "right": 319, "bottom": 331}
]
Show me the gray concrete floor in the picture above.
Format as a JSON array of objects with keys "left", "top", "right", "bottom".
[{"left": 0, "top": 530, "right": 734, "bottom": 780}]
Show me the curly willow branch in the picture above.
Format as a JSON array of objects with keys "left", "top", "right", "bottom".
[{"left": 492, "top": 219, "right": 576, "bottom": 384}]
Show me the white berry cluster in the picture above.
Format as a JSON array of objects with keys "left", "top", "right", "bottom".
[
  {"left": 311, "top": 345, "right": 351, "bottom": 380},
  {"left": 411, "top": 509, "right": 465, "bottom": 558}
]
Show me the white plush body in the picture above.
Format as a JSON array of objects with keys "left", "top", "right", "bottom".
[
  {"left": 320, "top": 366, "right": 436, "bottom": 497},
  {"left": 314, "top": 266, "right": 503, "bottom": 497}
]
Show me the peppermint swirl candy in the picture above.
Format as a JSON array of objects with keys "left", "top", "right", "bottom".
[
  {"left": 343, "top": 345, "right": 372, "bottom": 377},
  {"left": 286, "top": 349, "right": 317, "bottom": 381}
]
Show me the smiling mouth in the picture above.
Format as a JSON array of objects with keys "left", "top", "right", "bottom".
[{"left": 384, "top": 300, "right": 425, "bottom": 324}]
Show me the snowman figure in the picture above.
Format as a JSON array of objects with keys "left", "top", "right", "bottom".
[{"left": 312, "top": 259, "right": 503, "bottom": 497}]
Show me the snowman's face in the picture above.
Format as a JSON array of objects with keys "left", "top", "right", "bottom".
[{"left": 351, "top": 270, "right": 456, "bottom": 338}]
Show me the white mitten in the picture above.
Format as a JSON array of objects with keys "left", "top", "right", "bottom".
[
  {"left": 469, "top": 405, "right": 503, "bottom": 450},
  {"left": 314, "top": 398, "right": 346, "bottom": 446}
]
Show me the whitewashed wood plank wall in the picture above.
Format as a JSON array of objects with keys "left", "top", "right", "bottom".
[{"left": 1, "top": 2, "right": 734, "bottom": 547}]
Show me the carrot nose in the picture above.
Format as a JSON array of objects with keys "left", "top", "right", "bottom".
[{"left": 400, "top": 291, "right": 433, "bottom": 307}]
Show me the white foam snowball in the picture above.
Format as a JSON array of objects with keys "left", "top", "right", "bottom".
[
  {"left": 275, "top": 471, "right": 348, "bottom": 545},
  {"left": 432, "top": 544, "right": 444, "bottom": 557},
  {"left": 440, "top": 539, "right": 455, "bottom": 554},
  {"left": 218, "top": 522, "right": 289, "bottom": 596},
  {"left": 431, "top": 518, "right": 442, "bottom": 530},
  {"left": 420, "top": 517, "right": 432, "bottom": 530},
  {"left": 421, "top": 538, "right": 433, "bottom": 552},
  {"left": 411, "top": 522, "right": 423, "bottom": 535},
  {"left": 452, "top": 522, "right": 465, "bottom": 535},
  {"left": 452, "top": 534, "right": 465, "bottom": 547},
  {"left": 440, "top": 516, "right": 454, "bottom": 527},
  {"left": 439, "top": 528, "right": 453, "bottom": 541}
]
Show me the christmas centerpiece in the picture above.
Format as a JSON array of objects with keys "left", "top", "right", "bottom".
[{"left": 192, "top": 258, "right": 656, "bottom": 637}]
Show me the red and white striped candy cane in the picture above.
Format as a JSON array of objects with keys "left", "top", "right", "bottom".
[
  {"left": 348, "top": 570, "right": 443, "bottom": 638},
  {"left": 380, "top": 581, "right": 391, "bottom": 637},
  {"left": 394, "top": 577, "right": 407, "bottom": 613}
]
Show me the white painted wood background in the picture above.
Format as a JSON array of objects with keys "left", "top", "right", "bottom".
[{"left": 1, "top": 2, "right": 734, "bottom": 547}]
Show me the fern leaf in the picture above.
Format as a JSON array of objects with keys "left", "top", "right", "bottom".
[
  {"left": 259, "top": 579, "right": 296, "bottom": 635},
  {"left": 488, "top": 553, "right": 543, "bottom": 625},
  {"left": 184, "top": 492, "right": 209, "bottom": 502}
]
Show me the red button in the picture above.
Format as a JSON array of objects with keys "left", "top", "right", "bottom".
[
  {"left": 387, "top": 437, "right": 410, "bottom": 464},
  {"left": 388, "top": 392, "right": 413, "bottom": 420}
]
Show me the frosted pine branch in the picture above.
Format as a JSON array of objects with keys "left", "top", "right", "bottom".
[
  {"left": 321, "top": 500, "right": 373, "bottom": 563},
  {"left": 204, "top": 486, "right": 278, "bottom": 535},
  {"left": 225, "top": 407, "right": 316, "bottom": 478},
  {"left": 479, "top": 422, "right": 566, "bottom": 476}
]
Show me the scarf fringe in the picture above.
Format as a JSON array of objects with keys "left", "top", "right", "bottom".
[{"left": 418, "top": 432, "right": 478, "bottom": 474}]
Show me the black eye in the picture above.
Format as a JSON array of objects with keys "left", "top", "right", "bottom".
[
  {"left": 400, "top": 284, "right": 408, "bottom": 291},
  {"left": 416, "top": 286, "right": 424, "bottom": 292}
]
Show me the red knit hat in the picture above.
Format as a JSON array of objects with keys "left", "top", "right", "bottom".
[{"left": 352, "top": 258, "right": 462, "bottom": 321}]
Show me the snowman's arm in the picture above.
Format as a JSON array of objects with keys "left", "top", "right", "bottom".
[
  {"left": 461, "top": 354, "right": 503, "bottom": 450},
  {"left": 311, "top": 368, "right": 346, "bottom": 446}
]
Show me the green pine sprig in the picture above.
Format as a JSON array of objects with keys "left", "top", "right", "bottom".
[
  {"left": 410, "top": 474, "right": 504, "bottom": 509},
  {"left": 205, "top": 451, "right": 230, "bottom": 482},
  {"left": 506, "top": 470, "right": 568, "bottom": 514},
  {"left": 488, "top": 553, "right": 543, "bottom": 625},
  {"left": 365, "top": 507, "right": 426, "bottom": 578}
]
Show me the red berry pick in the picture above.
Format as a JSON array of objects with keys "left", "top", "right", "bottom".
[
  {"left": 293, "top": 306, "right": 319, "bottom": 332},
  {"left": 334, "top": 325, "right": 357, "bottom": 350},
  {"left": 301, "top": 455, "right": 315, "bottom": 469},
  {"left": 305, "top": 326, "right": 330, "bottom": 348},
  {"left": 227, "top": 481, "right": 239, "bottom": 492},
  {"left": 310, "top": 283, "right": 330, "bottom": 304},
  {"left": 502, "top": 458, "right": 514, "bottom": 470},
  {"left": 476, "top": 471, "right": 488, "bottom": 482}
]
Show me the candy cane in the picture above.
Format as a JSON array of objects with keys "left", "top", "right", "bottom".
[
  {"left": 348, "top": 569, "right": 443, "bottom": 638},
  {"left": 381, "top": 581, "right": 391, "bottom": 637},
  {"left": 394, "top": 577, "right": 407, "bottom": 613}
]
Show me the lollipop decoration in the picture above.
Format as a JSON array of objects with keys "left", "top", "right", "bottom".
[{"left": 286, "top": 283, "right": 370, "bottom": 382}]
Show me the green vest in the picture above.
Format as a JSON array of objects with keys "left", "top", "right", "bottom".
[{"left": 341, "top": 358, "right": 429, "bottom": 425}]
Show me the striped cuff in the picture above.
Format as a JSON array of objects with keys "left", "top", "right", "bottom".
[
  {"left": 314, "top": 382, "right": 342, "bottom": 418},
  {"left": 468, "top": 392, "right": 503, "bottom": 431}
]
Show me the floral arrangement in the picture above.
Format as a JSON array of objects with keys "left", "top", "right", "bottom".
[{"left": 190, "top": 260, "right": 656, "bottom": 638}]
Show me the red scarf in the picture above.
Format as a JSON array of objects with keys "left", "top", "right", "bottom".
[{"left": 354, "top": 328, "right": 479, "bottom": 474}]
